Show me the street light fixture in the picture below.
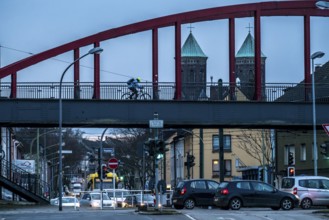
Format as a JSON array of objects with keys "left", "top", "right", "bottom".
[
  {"left": 311, "top": 51, "right": 325, "bottom": 176},
  {"left": 316, "top": 1, "right": 329, "bottom": 9},
  {"left": 58, "top": 46, "right": 103, "bottom": 211}
]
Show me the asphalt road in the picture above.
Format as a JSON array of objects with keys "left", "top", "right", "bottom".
[{"left": 1, "top": 204, "right": 329, "bottom": 220}]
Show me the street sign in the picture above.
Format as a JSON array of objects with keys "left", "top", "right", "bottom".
[
  {"left": 108, "top": 157, "right": 119, "bottom": 169},
  {"left": 323, "top": 124, "right": 329, "bottom": 136},
  {"left": 103, "top": 148, "right": 114, "bottom": 154},
  {"left": 58, "top": 150, "right": 72, "bottom": 154},
  {"left": 149, "top": 119, "right": 164, "bottom": 128}
]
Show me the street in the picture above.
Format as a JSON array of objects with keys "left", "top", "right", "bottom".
[{"left": 1, "top": 206, "right": 329, "bottom": 220}]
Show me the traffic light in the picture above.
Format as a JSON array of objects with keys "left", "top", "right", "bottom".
[
  {"left": 185, "top": 153, "right": 195, "bottom": 168},
  {"left": 288, "top": 152, "right": 294, "bottom": 165},
  {"left": 144, "top": 139, "right": 155, "bottom": 156},
  {"left": 258, "top": 167, "right": 264, "bottom": 181},
  {"left": 287, "top": 166, "right": 295, "bottom": 177},
  {"left": 320, "top": 143, "right": 329, "bottom": 157},
  {"left": 156, "top": 140, "right": 169, "bottom": 155},
  {"left": 97, "top": 165, "right": 108, "bottom": 179},
  {"left": 188, "top": 154, "right": 195, "bottom": 167},
  {"left": 102, "top": 165, "right": 108, "bottom": 179},
  {"left": 144, "top": 139, "right": 168, "bottom": 157}
]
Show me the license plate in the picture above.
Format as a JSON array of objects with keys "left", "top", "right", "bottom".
[{"left": 173, "top": 199, "right": 177, "bottom": 203}]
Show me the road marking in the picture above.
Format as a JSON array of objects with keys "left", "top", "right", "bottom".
[{"left": 185, "top": 214, "right": 197, "bottom": 220}]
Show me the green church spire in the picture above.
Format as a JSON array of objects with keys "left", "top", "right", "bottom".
[
  {"left": 236, "top": 32, "right": 266, "bottom": 58},
  {"left": 181, "top": 32, "right": 207, "bottom": 58}
]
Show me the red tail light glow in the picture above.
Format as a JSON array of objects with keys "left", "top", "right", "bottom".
[
  {"left": 221, "top": 188, "right": 229, "bottom": 195},
  {"left": 293, "top": 187, "right": 297, "bottom": 195},
  {"left": 180, "top": 187, "right": 187, "bottom": 195}
]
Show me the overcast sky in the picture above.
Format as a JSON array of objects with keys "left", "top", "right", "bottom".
[
  {"left": 1, "top": 0, "right": 329, "bottom": 138},
  {"left": 1, "top": 0, "right": 329, "bottom": 86}
]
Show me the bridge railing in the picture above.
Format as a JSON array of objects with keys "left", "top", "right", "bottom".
[{"left": 0, "top": 82, "right": 328, "bottom": 102}]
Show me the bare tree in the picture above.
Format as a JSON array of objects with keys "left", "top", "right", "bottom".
[
  {"left": 235, "top": 129, "right": 273, "bottom": 166},
  {"left": 104, "top": 128, "right": 152, "bottom": 189}
]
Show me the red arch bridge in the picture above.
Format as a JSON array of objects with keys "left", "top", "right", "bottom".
[{"left": 0, "top": 1, "right": 329, "bottom": 128}]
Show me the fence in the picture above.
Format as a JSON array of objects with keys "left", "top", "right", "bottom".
[{"left": 1, "top": 81, "right": 326, "bottom": 102}]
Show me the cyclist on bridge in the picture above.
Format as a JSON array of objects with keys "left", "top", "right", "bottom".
[{"left": 127, "top": 77, "right": 143, "bottom": 99}]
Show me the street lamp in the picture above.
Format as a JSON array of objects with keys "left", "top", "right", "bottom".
[
  {"left": 311, "top": 51, "right": 325, "bottom": 176},
  {"left": 316, "top": 1, "right": 329, "bottom": 9},
  {"left": 99, "top": 128, "right": 108, "bottom": 210},
  {"left": 58, "top": 46, "right": 103, "bottom": 211}
]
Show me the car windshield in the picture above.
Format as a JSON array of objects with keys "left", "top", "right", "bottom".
[
  {"left": 219, "top": 182, "right": 229, "bottom": 188},
  {"left": 176, "top": 181, "right": 185, "bottom": 188},
  {"left": 281, "top": 178, "right": 295, "bottom": 188},
  {"left": 91, "top": 193, "right": 110, "bottom": 200},
  {"left": 63, "top": 198, "right": 76, "bottom": 203},
  {"left": 135, "top": 194, "right": 154, "bottom": 201},
  {"left": 107, "top": 191, "right": 130, "bottom": 197}
]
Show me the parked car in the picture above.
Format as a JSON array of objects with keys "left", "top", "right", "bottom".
[
  {"left": 106, "top": 189, "right": 131, "bottom": 207},
  {"left": 135, "top": 194, "right": 155, "bottom": 208},
  {"left": 80, "top": 192, "right": 114, "bottom": 208},
  {"left": 280, "top": 175, "right": 329, "bottom": 209},
  {"left": 50, "top": 196, "right": 80, "bottom": 208},
  {"left": 213, "top": 180, "right": 299, "bottom": 210},
  {"left": 115, "top": 193, "right": 155, "bottom": 208},
  {"left": 172, "top": 179, "right": 220, "bottom": 209},
  {"left": 120, "top": 195, "right": 137, "bottom": 208}
]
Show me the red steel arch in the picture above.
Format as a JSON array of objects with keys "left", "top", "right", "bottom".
[{"left": 1, "top": 1, "right": 328, "bottom": 99}]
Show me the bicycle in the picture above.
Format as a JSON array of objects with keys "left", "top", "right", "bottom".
[{"left": 121, "top": 88, "right": 151, "bottom": 100}]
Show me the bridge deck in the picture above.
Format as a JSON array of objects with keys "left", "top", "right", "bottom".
[{"left": 0, "top": 99, "right": 327, "bottom": 128}]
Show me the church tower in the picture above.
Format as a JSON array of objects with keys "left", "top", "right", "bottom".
[
  {"left": 181, "top": 31, "right": 208, "bottom": 100},
  {"left": 235, "top": 31, "right": 267, "bottom": 100}
]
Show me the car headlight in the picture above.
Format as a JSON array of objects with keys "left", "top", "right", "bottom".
[{"left": 91, "top": 201, "right": 100, "bottom": 207}]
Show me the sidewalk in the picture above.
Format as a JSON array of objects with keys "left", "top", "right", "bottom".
[
  {"left": 0, "top": 201, "right": 79, "bottom": 214},
  {"left": 0, "top": 202, "right": 179, "bottom": 215}
]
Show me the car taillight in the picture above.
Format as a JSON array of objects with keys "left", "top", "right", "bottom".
[
  {"left": 180, "top": 187, "right": 187, "bottom": 195},
  {"left": 221, "top": 188, "right": 229, "bottom": 195},
  {"left": 293, "top": 187, "right": 297, "bottom": 195}
]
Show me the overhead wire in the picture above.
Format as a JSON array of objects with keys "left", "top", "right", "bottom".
[{"left": 0, "top": 45, "right": 135, "bottom": 80}]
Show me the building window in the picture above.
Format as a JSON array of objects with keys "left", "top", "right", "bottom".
[
  {"left": 225, "top": 160, "right": 232, "bottom": 176},
  {"left": 212, "top": 160, "right": 219, "bottom": 177},
  {"left": 212, "top": 159, "right": 232, "bottom": 177},
  {"left": 212, "top": 135, "right": 231, "bottom": 152},
  {"left": 300, "top": 144, "right": 306, "bottom": 161}
]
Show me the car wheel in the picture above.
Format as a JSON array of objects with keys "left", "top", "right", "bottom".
[
  {"left": 229, "top": 198, "right": 242, "bottom": 210},
  {"left": 173, "top": 204, "right": 184, "bottom": 209},
  {"left": 184, "top": 198, "right": 195, "bottom": 209},
  {"left": 301, "top": 198, "right": 312, "bottom": 209},
  {"left": 281, "top": 198, "right": 293, "bottom": 210}
]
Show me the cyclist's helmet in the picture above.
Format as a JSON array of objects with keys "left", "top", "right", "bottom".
[{"left": 137, "top": 77, "right": 141, "bottom": 82}]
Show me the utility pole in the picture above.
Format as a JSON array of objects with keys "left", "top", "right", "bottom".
[{"left": 149, "top": 112, "right": 164, "bottom": 210}]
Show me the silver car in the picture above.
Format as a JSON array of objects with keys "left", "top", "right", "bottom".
[
  {"left": 80, "top": 192, "right": 114, "bottom": 208},
  {"left": 280, "top": 175, "right": 329, "bottom": 209}
]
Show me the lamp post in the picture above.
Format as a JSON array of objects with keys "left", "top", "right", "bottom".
[
  {"left": 58, "top": 47, "right": 103, "bottom": 211},
  {"left": 311, "top": 51, "right": 325, "bottom": 176},
  {"left": 316, "top": 1, "right": 329, "bottom": 9},
  {"left": 99, "top": 128, "right": 108, "bottom": 210}
]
